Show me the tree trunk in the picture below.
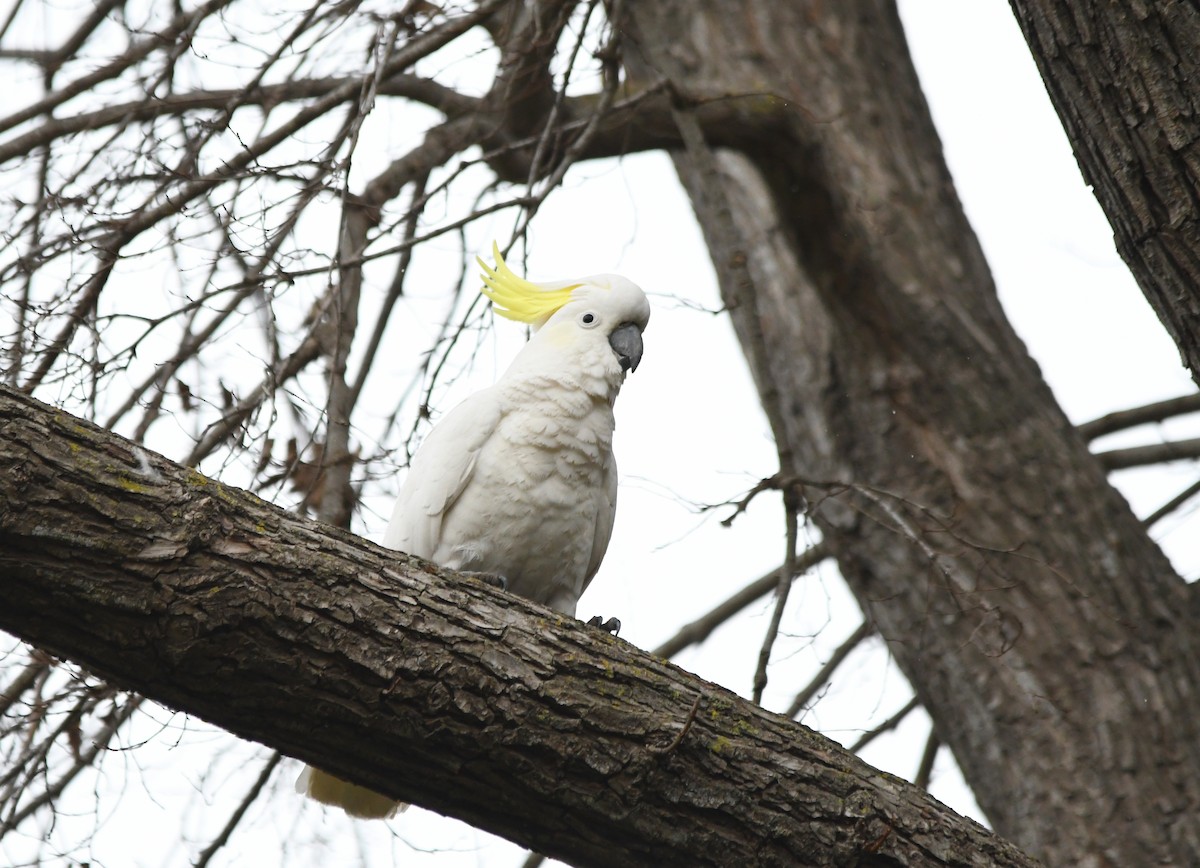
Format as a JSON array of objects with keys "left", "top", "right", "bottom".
[
  {"left": 0, "top": 385, "right": 1037, "bottom": 868},
  {"left": 625, "top": 1, "right": 1200, "bottom": 863},
  {"left": 1008, "top": 1, "right": 1200, "bottom": 386}
]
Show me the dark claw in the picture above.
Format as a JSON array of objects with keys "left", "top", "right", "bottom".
[
  {"left": 462, "top": 571, "right": 508, "bottom": 591},
  {"left": 586, "top": 615, "right": 621, "bottom": 635}
]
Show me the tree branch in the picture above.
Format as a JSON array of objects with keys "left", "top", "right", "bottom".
[
  {"left": 0, "top": 0, "right": 237, "bottom": 135},
  {"left": 0, "top": 74, "right": 479, "bottom": 168},
  {"left": 1143, "top": 477, "right": 1200, "bottom": 529},
  {"left": 1095, "top": 437, "right": 1200, "bottom": 471},
  {"left": 914, "top": 730, "right": 940, "bottom": 792},
  {"left": 785, "top": 621, "right": 875, "bottom": 720},
  {"left": 193, "top": 751, "right": 282, "bottom": 868},
  {"left": 752, "top": 494, "right": 799, "bottom": 704},
  {"left": 0, "top": 385, "right": 1036, "bottom": 868},
  {"left": 1078, "top": 392, "right": 1200, "bottom": 441},
  {"left": 849, "top": 697, "right": 922, "bottom": 754},
  {"left": 650, "top": 542, "right": 829, "bottom": 660}
]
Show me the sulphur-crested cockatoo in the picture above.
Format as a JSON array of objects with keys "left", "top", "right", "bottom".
[{"left": 297, "top": 243, "right": 650, "bottom": 818}]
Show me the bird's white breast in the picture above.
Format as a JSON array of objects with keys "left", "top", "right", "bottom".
[{"left": 430, "top": 372, "right": 617, "bottom": 614}]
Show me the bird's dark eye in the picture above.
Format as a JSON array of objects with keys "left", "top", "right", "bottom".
[
  {"left": 582, "top": 313, "right": 594, "bottom": 323},
  {"left": 580, "top": 312, "right": 597, "bottom": 327}
]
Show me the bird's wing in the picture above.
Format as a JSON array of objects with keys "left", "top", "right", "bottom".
[
  {"left": 581, "top": 454, "right": 619, "bottom": 595},
  {"left": 383, "top": 388, "right": 503, "bottom": 559}
]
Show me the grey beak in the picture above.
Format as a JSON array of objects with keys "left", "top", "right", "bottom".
[{"left": 608, "top": 322, "right": 644, "bottom": 373}]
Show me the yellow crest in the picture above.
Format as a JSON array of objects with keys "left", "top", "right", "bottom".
[{"left": 477, "top": 242, "right": 580, "bottom": 326}]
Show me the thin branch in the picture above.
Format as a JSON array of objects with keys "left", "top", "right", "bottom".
[
  {"left": 914, "top": 729, "right": 940, "bottom": 791},
  {"left": 651, "top": 542, "right": 829, "bottom": 659},
  {"left": 182, "top": 327, "right": 326, "bottom": 468},
  {"left": 848, "top": 696, "right": 921, "bottom": 753},
  {"left": 193, "top": 751, "right": 283, "bottom": 868},
  {"left": 785, "top": 620, "right": 875, "bottom": 719},
  {"left": 716, "top": 473, "right": 782, "bottom": 527},
  {"left": 1078, "top": 392, "right": 1200, "bottom": 441},
  {"left": 1095, "top": 437, "right": 1200, "bottom": 471},
  {"left": 0, "top": 0, "right": 28, "bottom": 44},
  {"left": 752, "top": 490, "right": 799, "bottom": 705},
  {"left": 0, "top": 74, "right": 479, "bottom": 167},
  {"left": 0, "top": 694, "right": 143, "bottom": 837},
  {"left": 104, "top": 285, "right": 264, "bottom": 432},
  {"left": 346, "top": 171, "right": 429, "bottom": 415},
  {"left": 0, "top": 0, "right": 237, "bottom": 135},
  {"left": 41, "top": 0, "right": 126, "bottom": 74},
  {"left": 519, "top": 0, "right": 602, "bottom": 188},
  {"left": 18, "top": 245, "right": 120, "bottom": 394},
  {"left": 647, "top": 693, "right": 703, "bottom": 755},
  {"left": 0, "top": 655, "right": 50, "bottom": 721},
  {"left": 1143, "top": 477, "right": 1200, "bottom": 528},
  {"left": 506, "top": 0, "right": 629, "bottom": 230}
]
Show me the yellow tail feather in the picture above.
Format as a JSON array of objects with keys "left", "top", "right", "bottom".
[{"left": 296, "top": 766, "right": 405, "bottom": 819}]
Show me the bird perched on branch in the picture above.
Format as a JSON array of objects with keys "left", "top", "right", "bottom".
[{"left": 297, "top": 242, "right": 650, "bottom": 818}]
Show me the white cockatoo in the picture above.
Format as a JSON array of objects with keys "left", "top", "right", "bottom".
[{"left": 297, "top": 243, "right": 650, "bottom": 818}]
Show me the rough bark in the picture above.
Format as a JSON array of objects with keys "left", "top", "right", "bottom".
[
  {"left": 1008, "top": 1, "right": 1200, "bottom": 386},
  {"left": 0, "top": 385, "right": 1038, "bottom": 868},
  {"left": 625, "top": 1, "right": 1200, "bottom": 864}
]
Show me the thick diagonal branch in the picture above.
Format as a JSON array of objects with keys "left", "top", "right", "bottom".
[{"left": 0, "top": 386, "right": 1035, "bottom": 868}]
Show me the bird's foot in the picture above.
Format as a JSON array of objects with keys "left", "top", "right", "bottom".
[
  {"left": 462, "top": 571, "right": 508, "bottom": 592},
  {"left": 586, "top": 615, "right": 621, "bottom": 635}
]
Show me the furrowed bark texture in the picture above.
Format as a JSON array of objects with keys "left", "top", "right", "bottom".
[
  {"left": 626, "top": 1, "right": 1200, "bottom": 864},
  {"left": 1009, "top": 0, "right": 1200, "bottom": 386},
  {"left": 0, "top": 385, "right": 1038, "bottom": 868}
]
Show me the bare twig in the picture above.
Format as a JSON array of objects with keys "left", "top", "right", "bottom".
[
  {"left": 183, "top": 328, "right": 326, "bottom": 468},
  {"left": 520, "top": 0, "right": 602, "bottom": 188},
  {"left": 18, "top": 245, "right": 120, "bottom": 394},
  {"left": 1078, "top": 392, "right": 1200, "bottom": 441},
  {"left": 652, "top": 542, "right": 830, "bottom": 659},
  {"left": 0, "top": 655, "right": 50, "bottom": 721},
  {"left": 1143, "top": 477, "right": 1200, "bottom": 528},
  {"left": 718, "top": 473, "right": 783, "bottom": 527},
  {"left": 1095, "top": 437, "right": 1200, "bottom": 471},
  {"left": 848, "top": 696, "right": 921, "bottom": 753},
  {"left": 752, "top": 489, "right": 800, "bottom": 705},
  {"left": 346, "top": 171, "right": 429, "bottom": 414},
  {"left": 0, "top": 0, "right": 237, "bottom": 135},
  {"left": 648, "top": 693, "right": 703, "bottom": 756},
  {"left": 1, "top": 694, "right": 142, "bottom": 837},
  {"left": 914, "top": 729, "right": 940, "bottom": 791},
  {"left": 193, "top": 752, "right": 283, "bottom": 868},
  {"left": 785, "top": 621, "right": 875, "bottom": 719},
  {"left": 39, "top": 0, "right": 126, "bottom": 75},
  {"left": 0, "top": 75, "right": 479, "bottom": 167},
  {"left": 0, "top": 0, "right": 27, "bottom": 44}
]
